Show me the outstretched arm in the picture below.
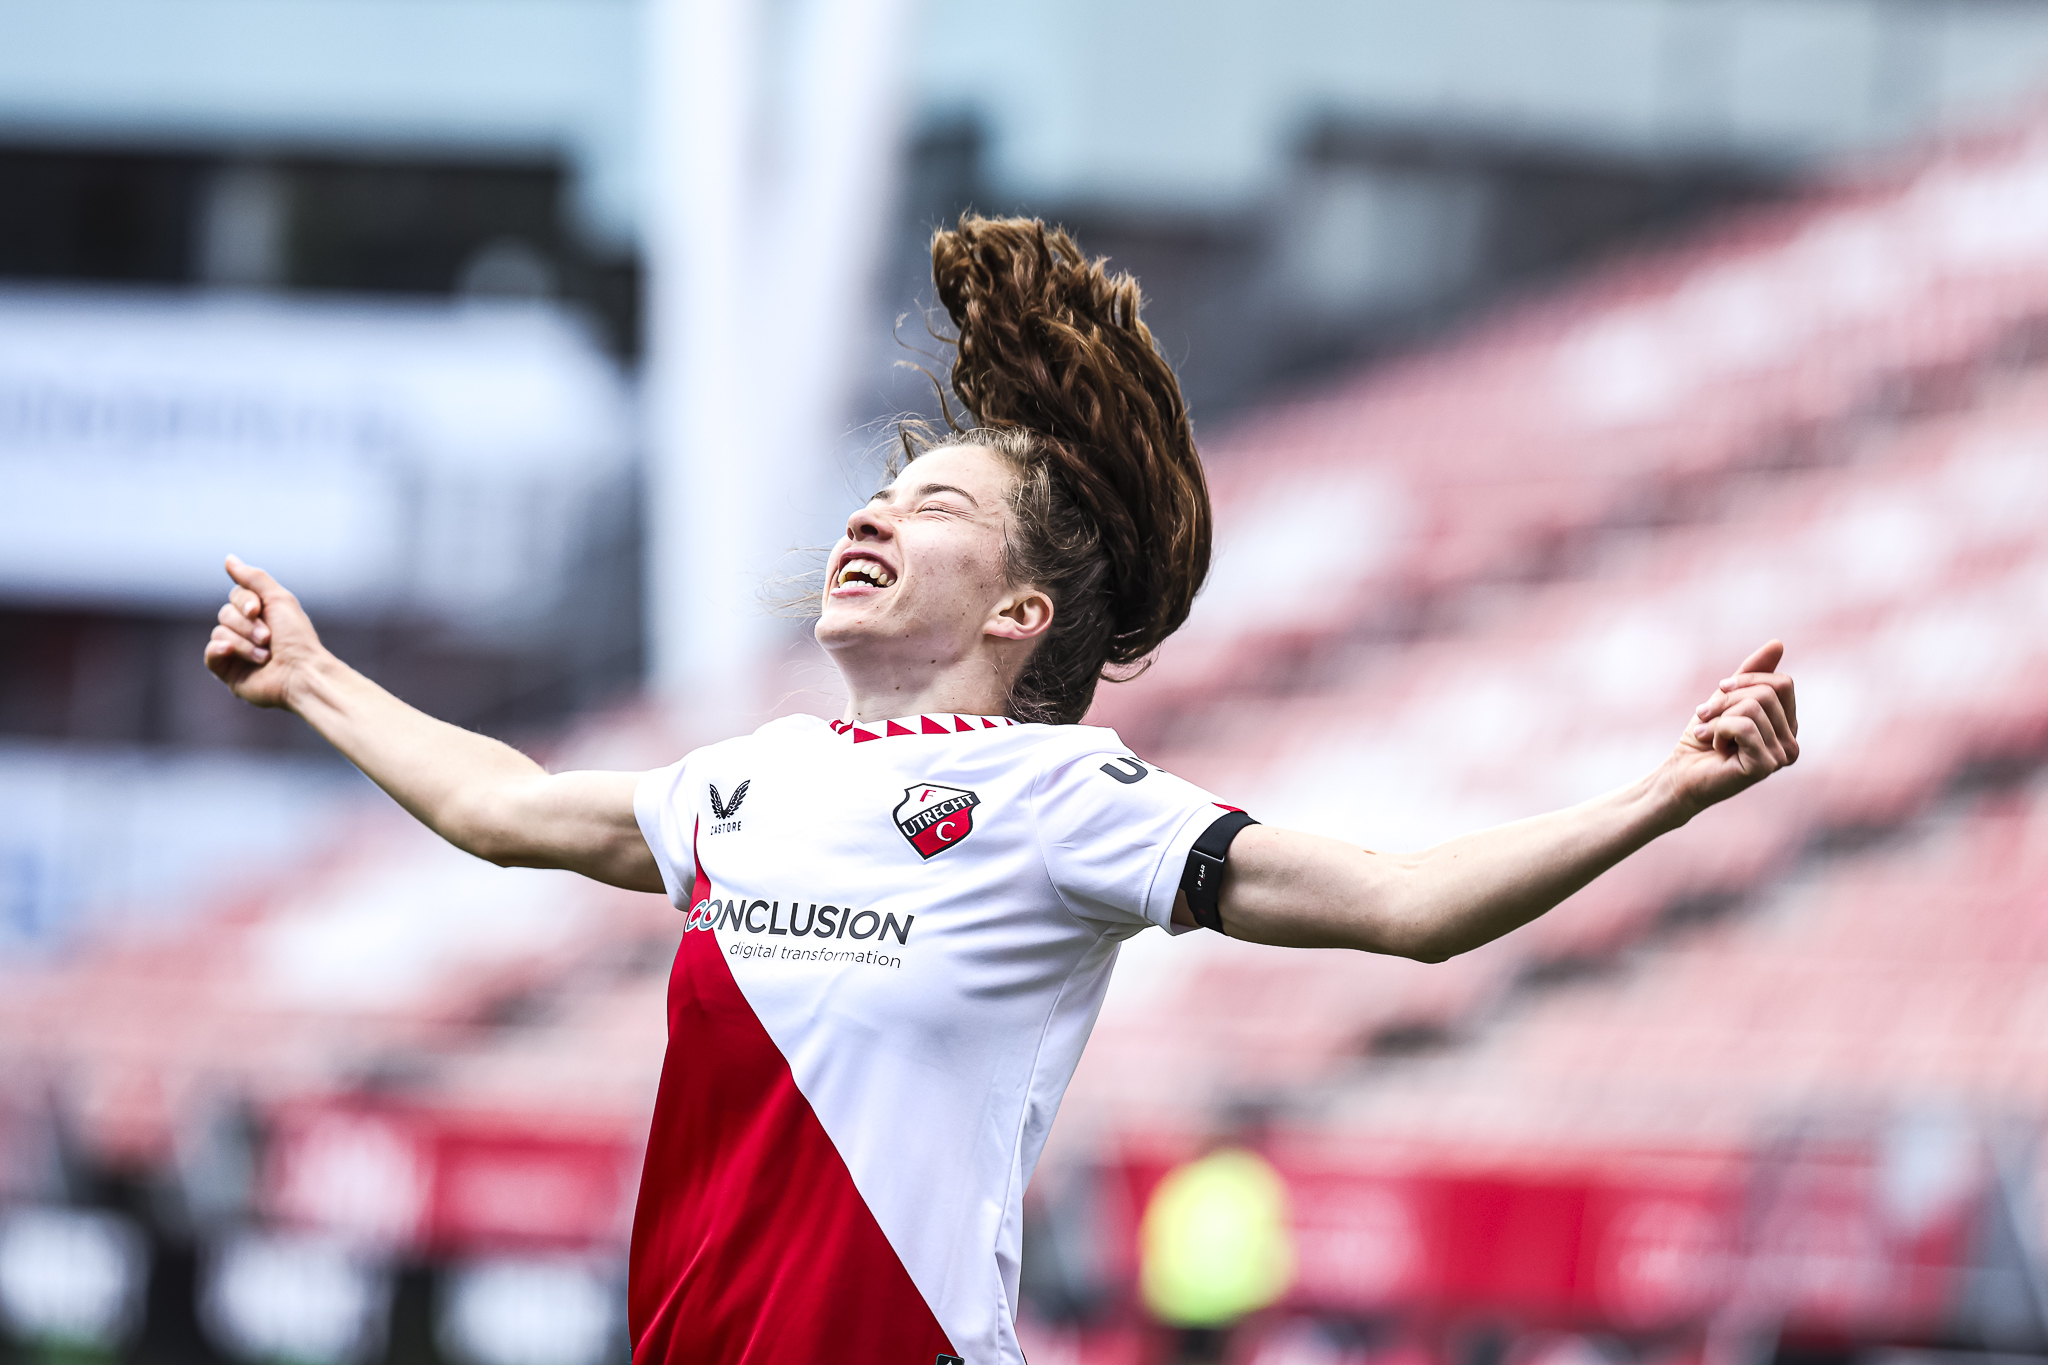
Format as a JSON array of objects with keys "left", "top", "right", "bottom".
[
  {"left": 204, "top": 556, "right": 662, "bottom": 892},
  {"left": 1178, "top": 642, "right": 1799, "bottom": 960}
]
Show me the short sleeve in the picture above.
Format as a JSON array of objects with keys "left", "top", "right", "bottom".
[
  {"left": 1032, "top": 744, "right": 1239, "bottom": 935},
  {"left": 633, "top": 755, "right": 698, "bottom": 910}
]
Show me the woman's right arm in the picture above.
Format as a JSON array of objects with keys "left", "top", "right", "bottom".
[{"left": 204, "top": 555, "right": 663, "bottom": 893}]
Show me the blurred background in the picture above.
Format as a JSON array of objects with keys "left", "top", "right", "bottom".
[{"left": 5, "top": 1, "right": 2048, "bottom": 1363}]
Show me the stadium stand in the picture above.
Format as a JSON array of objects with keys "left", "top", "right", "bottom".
[
  {"left": 1098, "top": 119, "right": 2048, "bottom": 737},
  {"left": 9, "top": 115, "right": 2048, "bottom": 1365},
  {"left": 1061, "top": 360, "right": 2048, "bottom": 1143},
  {"left": 1046, "top": 126, "right": 2048, "bottom": 1150}
]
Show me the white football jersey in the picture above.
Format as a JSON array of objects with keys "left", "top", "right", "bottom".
[{"left": 627, "top": 712, "right": 1238, "bottom": 1365}]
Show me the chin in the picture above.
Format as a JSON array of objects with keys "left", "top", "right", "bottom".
[{"left": 812, "top": 612, "right": 868, "bottom": 651}]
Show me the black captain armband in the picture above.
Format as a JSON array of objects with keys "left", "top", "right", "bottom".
[{"left": 1180, "top": 809, "right": 1258, "bottom": 934}]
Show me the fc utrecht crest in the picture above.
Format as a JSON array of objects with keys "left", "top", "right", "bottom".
[{"left": 894, "top": 783, "right": 981, "bottom": 859}]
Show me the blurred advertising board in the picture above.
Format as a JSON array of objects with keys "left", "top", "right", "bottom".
[
  {"left": 262, "top": 1102, "right": 639, "bottom": 1258},
  {"left": 1115, "top": 1136, "right": 1987, "bottom": 1340},
  {"left": 264, "top": 1096, "right": 634, "bottom": 1260},
  {"left": 1278, "top": 1151, "right": 1750, "bottom": 1327},
  {"left": 0, "top": 288, "right": 632, "bottom": 635}
]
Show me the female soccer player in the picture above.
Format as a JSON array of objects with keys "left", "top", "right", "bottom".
[{"left": 204, "top": 216, "right": 1798, "bottom": 1365}]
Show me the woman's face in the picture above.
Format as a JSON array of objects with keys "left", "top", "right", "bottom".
[{"left": 816, "top": 443, "right": 1038, "bottom": 669}]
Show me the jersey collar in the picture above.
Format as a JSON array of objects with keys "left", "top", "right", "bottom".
[{"left": 829, "top": 714, "right": 1018, "bottom": 743}]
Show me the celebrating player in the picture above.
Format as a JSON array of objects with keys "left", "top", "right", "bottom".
[{"left": 203, "top": 215, "right": 1798, "bottom": 1365}]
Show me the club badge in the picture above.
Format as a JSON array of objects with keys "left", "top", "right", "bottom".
[{"left": 893, "top": 783, "right": 981, "bottom": 859}]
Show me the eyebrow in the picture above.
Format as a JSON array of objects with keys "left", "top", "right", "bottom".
[{"left": 869, "top": 482, "right": 981, "bottom": 509}]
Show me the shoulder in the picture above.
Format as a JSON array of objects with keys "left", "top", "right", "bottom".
[
  {"left": 753, "top": 713, "right": 832, "bottom": 740},
  {"left": 693, "top": 713, "right": 830, "bottom": 760},
  {"left": 644, "top": 714, "right": 832, "bottom": 786},
  {"left": 1024, "top": 723, "right": 1223, "bottom": 815},
  {"left": 1013, "top": 723, "right": 1178, "bottom": 808},
  {"left": 1011, "top": 721, "right": 1140, "bottom": 771}
]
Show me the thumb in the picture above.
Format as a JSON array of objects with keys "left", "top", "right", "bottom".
[
  {"left": 1733, "top": 639, "right": 1784, "bottom": 677},
  {"left": 224, "top": 554, "right": 286, "bottom": 603}
]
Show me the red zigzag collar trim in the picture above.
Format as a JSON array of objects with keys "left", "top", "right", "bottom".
[{"left": 828, "top": 714, "right": 1018, "bottom": 743}]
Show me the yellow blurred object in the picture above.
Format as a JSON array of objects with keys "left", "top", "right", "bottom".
[{"left": 1138, "top": 1147, "right": 1295, "bottom": 1327}]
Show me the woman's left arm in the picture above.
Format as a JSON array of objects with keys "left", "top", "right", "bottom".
[{"left": 1183, "top": 641, "right": 1799, "bottom": 960}]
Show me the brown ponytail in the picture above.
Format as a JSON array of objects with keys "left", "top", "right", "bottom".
[{"left": 913, "top": 215, "right": 1212, "bottom": 725}]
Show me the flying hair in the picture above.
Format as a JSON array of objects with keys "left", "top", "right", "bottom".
[{"left": 905, "top": 214, "right": 1213, "bottom": 725}]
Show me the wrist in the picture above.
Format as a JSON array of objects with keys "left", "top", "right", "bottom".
[
  {"left": 1641, "top": 760, "right": 1698, "bottom": 834},
  {"left": 283, "top": 647, "right": 345, "bottom": 717}
]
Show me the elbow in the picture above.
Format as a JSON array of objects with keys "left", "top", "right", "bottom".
[
  {"left": 1374, "top": 866, "right": 1472, "bottom": 964},
  {"left": 438, "top": 794, "right": 524, "bottom": 868},
  {"left": 1381, "top": 908, "right": 1465, "bottom": 964},
  {"left": 1394, "top": 935, "right": 1458, "bottom": 965},
  {"left": 1336, "top": 919, "right": 1457, "bottom": 963},
  {"left": 463, "top": 822, "right": 537, "bottom": 869},
  {"left": 1347, "top": 858, "right": 1460, "bottom": 962},
  {"left": 450, "top": 825, "right": 515, "bottom": 868}
]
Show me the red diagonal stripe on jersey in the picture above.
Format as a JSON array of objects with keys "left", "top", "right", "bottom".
[
  {"left": 921, "top": 716, "right": 950, "bottom": 735},
  {"left": 629, "top": 845, "right": 956, "bottom": 1365},
  {"left": 851, "top": 727, "right": 879, "bottom": 743},
  {"left": 954, "top": 716, "right": 977, "bottom": 733},
  {"left": 886, "top": 720, "right": 915, "bottom": 737}
]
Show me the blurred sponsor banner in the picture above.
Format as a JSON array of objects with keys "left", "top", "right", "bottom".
[
  {"left": 1270, "top": 1150, "right": 1750, "bottom": 1328},
  {"left": 0, "top": 288, "right": 632, "bottom": 632},
  {"left": 263, "top": 1104, "right": 638, "bottom": 1257},
  {"left": 1118, "top": 1138, "right": 1985, "bottom": 1337}
]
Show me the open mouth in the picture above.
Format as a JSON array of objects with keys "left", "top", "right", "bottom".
[{"left": 834, "top": 558, "right": 896, "bottom": 590}]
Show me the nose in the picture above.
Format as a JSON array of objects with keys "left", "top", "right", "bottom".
[{"left": 846, "top": 503, "right": 893, "bottom": 543}]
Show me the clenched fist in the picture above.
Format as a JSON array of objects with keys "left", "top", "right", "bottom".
[
  {"left": 203, "top": 555, "right": 326, "bottom": 711},
  {"left": 1664, "top": 640, "right": 1799, "bottom": 817}
]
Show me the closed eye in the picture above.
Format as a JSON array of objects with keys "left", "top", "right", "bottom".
[{"left": 872, "top": 481, "right": 980, "bottom": 513}]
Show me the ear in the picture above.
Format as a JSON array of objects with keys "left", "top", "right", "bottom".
[{"left": 984, "top": 587, "right": 1054, "bottom": 644}]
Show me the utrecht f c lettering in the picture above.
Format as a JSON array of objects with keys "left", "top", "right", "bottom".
[{"left": 892, "top": 782, "right": 982, "bottom": 860}]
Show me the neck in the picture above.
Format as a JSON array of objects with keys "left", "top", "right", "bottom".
[{"left": 831, "top": 646, "right": 1018, "bottom": 726}]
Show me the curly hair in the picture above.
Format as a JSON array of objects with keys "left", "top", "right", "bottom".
[{"left": 907, "top": 215, "right": 1212, "bottom": 725}]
